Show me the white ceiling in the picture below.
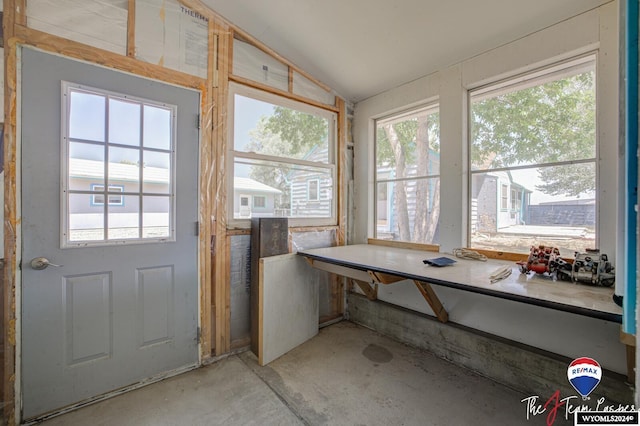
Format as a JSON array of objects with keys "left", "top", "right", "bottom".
[{"left": 202, "top": 0, "right": 612, "bottom": 103}]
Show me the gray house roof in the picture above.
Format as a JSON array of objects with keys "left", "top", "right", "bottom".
[{"left": 234, "top": 177, "right": 282, "bottom": 194}]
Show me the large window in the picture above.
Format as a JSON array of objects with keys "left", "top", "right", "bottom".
[
  {"left": 374, "top": 105, "right": 440, "bottom": 244},
  {"left": 469, "top": 56, "right": 596, "bottom": 255},
  {"left": 62, "top": 82, "right": 175, "bottom": 245},
  {"left": 229, "top": 83, "right": 336, "bottom": 224}
]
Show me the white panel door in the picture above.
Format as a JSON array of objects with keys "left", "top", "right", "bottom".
[{"left": 20, "top": 48, "right": 200, "bottom": 419}]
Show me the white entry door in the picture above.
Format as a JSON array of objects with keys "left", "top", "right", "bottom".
[{"left": 20, "top": 48, "right": 200, "bottom": 419}]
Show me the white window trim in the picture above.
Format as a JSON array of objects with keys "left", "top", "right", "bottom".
[
  {"left": 307, "top": 179, "right": 320, "bottom": 201},
  {"left": 91, "top": 184, "right": 125, "bottom": 206},
  {"left": 372, "top": 103, "right": 441, "bottom": 242},
  {"left": 468, "top": 55, "right": 598, "bottom": 250},
  {"left": 227, "top": 82, "right": 337, "bottom": 228}
]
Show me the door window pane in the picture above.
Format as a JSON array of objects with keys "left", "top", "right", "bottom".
[
  {"left": 109, "top": 146, "right": 140, "bottom": 192},
  {"left": 143, "top": 105, "right": 172, "bottom": 150},
  {"left": 142, "top": 151, "right": 171, "bottom": 194},
  {"left": 68, "top": 193, "right": 104, "bottom": 241},
  {"left": 143, "top": 196, "right": 171, "bottom": 238},
  {"left": 108, "top": 195, "right": 140, "bottom": 239},
  {"left": 69, "top": 91, "right": 106, "bottom": 142},
  {"left": 63, "top": 83, "right": 176, "bottom": 246},
  {"left": 109, "top": 98, "right": 141, "bottom": 146}
]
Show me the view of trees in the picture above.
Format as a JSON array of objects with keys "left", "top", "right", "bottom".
[
  {"left": 471, "top": 69, "right": 596, "bottom": 196},
  {"left": 376, "top": 111, "right": 440, "bottom": 243},
  {"left": 243, "top": 66, "right": 595, "bottom": 244},
  {"left": 245, "top": 106, "right": 329, "bottom": 214}
]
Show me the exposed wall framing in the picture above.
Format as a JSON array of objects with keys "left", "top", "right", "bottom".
[{"left": 2, "top": 0, "right": 346, "bottom": 422}]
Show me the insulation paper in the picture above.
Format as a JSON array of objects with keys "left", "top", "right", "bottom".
[
  {"left": 293, "top": 71, "right": 335, "bottom": 106},
  {"left": 230, "top": 235, "right": 251, "bottom": 342},
  {"left": 27, "top": 0, "right": 127, "bottom": 55},
  {"left": 233, "top": 38, "right": 288, "bottom": 92},
  {"left": 136, "top": 0, "right": 208, "bottom": 78}
]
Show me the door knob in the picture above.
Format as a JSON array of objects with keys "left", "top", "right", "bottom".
[{"left": 30, "top": 257, "right": 63, "bottom": 270}]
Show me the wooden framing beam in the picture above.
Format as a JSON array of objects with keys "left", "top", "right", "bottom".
[
  {"left": 414, "top": 280, "right": 449, "bottom": 323},
  {"left": 14, "top": 26, "right": 207, "bottom": 90},
  {"left": 3, "top": 2, "right": 25, "bottom": 423},
  {"left": 211, "top": 16, "right": 231, "bottom": 356},
  {"left": 352, "top": 279, "right": 377, "bottom": 301},
  {"left": 368, "top": 270, "right": 404, "bottom": 285},
  {"left": 229, "top": 74, "right": 339, "bottom": 112},
  {"left": 127, "top": 0, "right": 136, "bottom": 57},
  {"left": 368, "top": 238, "right": 439, "bottom": 252}
]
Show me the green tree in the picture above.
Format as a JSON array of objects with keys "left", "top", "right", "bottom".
[
  {"left": 471, "top": 70, "right": 596, "bottom": 196},
  {"left": 377, "top": 112, "right": 440, "bottom": 243},
  {"left": 245, "top": 107, "right": 328, "bottom": 212}
]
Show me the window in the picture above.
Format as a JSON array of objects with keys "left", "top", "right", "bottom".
[
  {"left": 62, "top": 82, "right": 175, "bottom": 245},
  {"left": 229, "top": 83, "right": 336, "bottom": 224},
  {"left": 469, "top": 56, "right": 596, "bottom": 255},
  {"left": 500, "top": 185, "right": 508, "bottom": 210},
  {"left": 374, "top": 105, "right": 440, "bottom": 244},
  {"left": 91, "top": 184, "right": 124, "bottom": 206},
  {"left": 253, "top": 195, "right": 266, "bottom": 208},
  {"left": 307, "top": 179, "right": 319, "bottom": 201}
]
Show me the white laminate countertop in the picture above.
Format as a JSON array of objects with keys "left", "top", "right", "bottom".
[{"left": 298, "top": 244, "right": 622, "bottom": 322}]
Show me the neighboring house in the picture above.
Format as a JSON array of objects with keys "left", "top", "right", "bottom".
[
  {"left": 287, "top": 145, "right": 332, "bottom": 218},
  {"left": 233, "top": 177, "right": 282, "bottom": 218},
  {"left": 69, "top": 158, "right": 170, "bottom": 235},
  {"left": 471, "top": 170, "right": 531, "bottom": 233}
]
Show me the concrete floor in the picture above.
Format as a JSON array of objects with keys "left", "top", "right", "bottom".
[{"left": 39, "top": 322, "right": 543, "bottom": 425}]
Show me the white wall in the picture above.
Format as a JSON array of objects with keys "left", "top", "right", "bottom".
[{"left": 353, "top": 2, "right": 626, "bottom": 373}]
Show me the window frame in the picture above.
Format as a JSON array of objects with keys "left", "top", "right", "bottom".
[
  {"left": 467, "top": 55, "right": 598, "bottom": 253},
  {"left": 307, "top": 179, "right": 320, "bottom": 201},
  {"left": 61, "top": 81, "right": 177, "bottom": 248},
  {"left": 373, "top": 103, "right": 441, "bottom": 244},
  {"left": 227, "top": 82, "right": 337, "bottom": 227},
  {"left": 91, "top": 184, "right": 125, "bottom": 207},
  {"left": 253, "top": 195, "right": 266, "bottom": 209}
]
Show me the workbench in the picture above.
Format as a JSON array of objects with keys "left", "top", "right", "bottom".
[{"left": 297, "top": 243, "right": 622, "bottom": 323}]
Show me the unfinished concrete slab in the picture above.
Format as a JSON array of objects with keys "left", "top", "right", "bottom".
[
  {"left": 39, "top": 356, "right": 302, "bottom": 426},
  {"left": 41, "top": 322, "right": 532, "bottom": 425}
]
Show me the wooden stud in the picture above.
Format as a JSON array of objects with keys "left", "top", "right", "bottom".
[
  {"left": 212, "top": 16, "right": 231, "bottom": 356},
  {"left": 229, "top": 74, "right": 339, "bottom": 113},
  {"left": 414, "top": 280, "right": 449, "bottom": 323},
  {"left": 14, "top": 26, "right": 207, "bottom": 90},
  {"left": 3, "top": 1, "right": 21, "bottom": 422},
  {"left": 337, "top": 98, "right": 346, "bottom": 247},
  {"left": 626, "top": 345, "right": 636, "bottom": 385},
  {"left": 15, "top": 0, "right": 26, "bottom": 26},
  {"left": 127, "top": 0, "right": 136, "bottom": 57},
  {"left": 288, "top": 66, "right": 294, "bottom": 93}
]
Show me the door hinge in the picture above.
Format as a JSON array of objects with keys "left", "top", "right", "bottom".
[
  {"left": 195, "top": 221, "right": 200, "bottom": 236},
  {"left": 196, "top": 326, "right": 201, "bottom": 343},
  {"left": 196, "top": 114, "right": 200, "bottom": 129}
]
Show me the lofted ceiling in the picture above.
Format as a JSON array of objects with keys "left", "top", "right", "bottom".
[{"left": 202, "top": 0, "right": 612, "bottom": 103}]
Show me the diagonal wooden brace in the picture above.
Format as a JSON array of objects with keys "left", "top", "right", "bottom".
[
  {"left": 413, "top": 280, "right": 449, "bottom": 323},
  {"left": 352, "top": 279, "right": 378, "bottom": 301}
]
